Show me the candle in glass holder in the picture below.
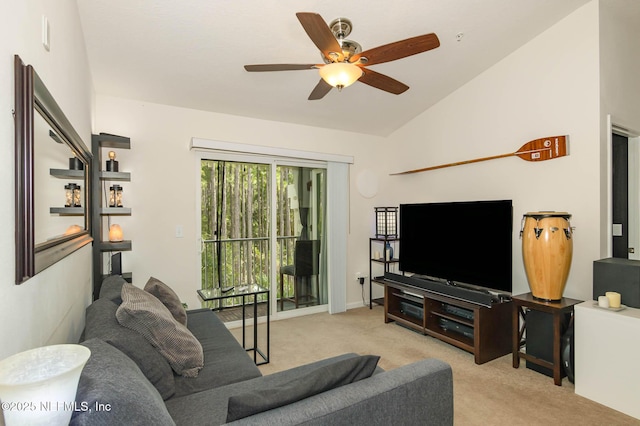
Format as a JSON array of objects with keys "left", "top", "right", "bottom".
[
  {"left": 65, "top": 183, "right": 80, "bottom": 207},
  {"left": 73, "top": 184, "right": 81, "bottom": 207},
  {"left": 109, "top": 185, "right": 123, "bottom": 207},
  {"left": 64, "top": 184, "right": 73, "bottom": 207}
]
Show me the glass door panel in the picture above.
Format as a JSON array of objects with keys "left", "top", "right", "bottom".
[
  {"left": 200, "top": 160, "right": 270, "bottom": 311},
  {"left": 276, "top": 166, "right": 327, "bottom": 312}
]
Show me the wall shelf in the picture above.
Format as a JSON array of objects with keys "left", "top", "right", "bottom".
[
  {"left": 99, "top": 171, "right": 131, "bottom": 181},
  {"left": 49, "top": 207, "right": 84, "bottom": 215},
  {"left": 99, "top": 207, "right": 132, "bottom": 215},
  {"left": 49, "top": 168, "right": 84, "bottom": 179},
  {"left": 91, "top": 132, "right": 132, "bottom": 299},
  {"left": 101, "top": 272, "right": 132, "bottom": 283},
  {"left": 99, "top": 240, "right": 132, "bottom": 252}
]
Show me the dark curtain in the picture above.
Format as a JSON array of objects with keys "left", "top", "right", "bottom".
[
  {"left": 297, "top": 168, "right": 310, "bottom": 240},
  {"left": 215, "top": 161, "right": 225, "bottom": 288}
]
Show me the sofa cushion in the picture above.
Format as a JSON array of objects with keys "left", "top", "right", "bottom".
[
  {"left": 171, "top": 308, "right": 262, "bottom": 398},
  {"left": 144, "top": 276, "right": 187, "bottom": 326},
  {"left": 116, "top": 283, "right": 204, "bottom": 377},
  {"left": 71, "top": 339, "right": 175, "bottom": 426},
  {"left": 99, "top": 274, "right": 127, "bottom": 304},
  {"left": 226, "top": 354, "right": 380, "bottom": 422},
  {"left": 84, "top": 297, "right": 175, "bottom": 400}
]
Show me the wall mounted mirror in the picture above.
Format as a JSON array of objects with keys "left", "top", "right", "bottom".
[{"left": 14, "top": 55, "right": 93, "bottom": 284}]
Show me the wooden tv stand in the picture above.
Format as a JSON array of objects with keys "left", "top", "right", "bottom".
[{"left": 380, "top": 278, "right": 513, "bottom": 364}]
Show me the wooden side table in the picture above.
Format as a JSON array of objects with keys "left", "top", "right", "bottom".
[{"left": 512, "top": 292, "right": 582, "bottom": 386}]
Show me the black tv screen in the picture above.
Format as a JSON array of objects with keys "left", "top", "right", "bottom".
[{"left": 399, "top": 200, "right": 513, "bottom": 293}]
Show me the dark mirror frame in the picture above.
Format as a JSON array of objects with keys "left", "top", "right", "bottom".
[{"left": 14, "top": 55, "right": 93, "bottom": 284}]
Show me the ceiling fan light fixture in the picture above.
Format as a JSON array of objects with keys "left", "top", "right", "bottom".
[{"left": 319, "top": 62, "right": 362, "bottom": 91}]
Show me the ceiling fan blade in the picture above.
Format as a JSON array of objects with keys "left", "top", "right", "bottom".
[
  {"left": 351, "top": 33, "right": 440, "bottom": 66},
  {"left": 296, "top": 12, "right": 344, "bottom": 62},
  {"left": 359, "top": 68, "right": 409, "bottom": 95},
  {"left": 308, "top": 79, "right": 333, "bottom": 100},
  {"left": 244, "top": 64, "right": 319, "bottom": 72}
]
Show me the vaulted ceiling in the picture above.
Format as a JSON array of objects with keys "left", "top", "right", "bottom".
[{"left": 77, "top": 0, "right": 591, "bottom": 136}]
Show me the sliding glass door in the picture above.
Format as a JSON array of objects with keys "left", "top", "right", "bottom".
[{"left": 199, "top": 157, "right": 326, "bottom": 318}]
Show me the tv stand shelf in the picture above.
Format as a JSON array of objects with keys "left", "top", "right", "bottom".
[{"left": 380, "top": 278, "right": 513, "bottom": 364}]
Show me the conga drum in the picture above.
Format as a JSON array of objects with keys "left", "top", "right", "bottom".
[{"left": 520, "top": 212, "right": 573, "bottom": 301}]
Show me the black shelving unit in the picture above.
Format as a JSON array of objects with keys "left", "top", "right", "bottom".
[
  {"left": 91, "top": 133, "right": 132, "bottom": 299},
  {"left": 369, "top": 237, "right": 400, "bottom": 308}
]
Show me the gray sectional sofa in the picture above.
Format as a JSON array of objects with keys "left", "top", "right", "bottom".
[{"left": 72, "top": 275, "right": 454, "bottom": 425}]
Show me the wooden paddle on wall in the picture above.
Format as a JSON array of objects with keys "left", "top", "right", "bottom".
[{"left": 390, "top": 135, "right": 570, "bottom": 175}]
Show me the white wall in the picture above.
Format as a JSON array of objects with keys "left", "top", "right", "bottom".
[
  {"left": 599, "top": 0, "right": 640, "bottom": 132},
  {"left": 0, "top": 0, "right": 93, "bottom": 359},
  {"left": 93, "top": 96, "right": 387, "bottom": 310},
  {"left": 93, "top": 1, "right": 630, "bottom": 308},
  {"left": 383, "top": 2, "right": 601, "bottom": 301},
  {"left": 598, "top": 0, "right": 640, "bottom": 258}
]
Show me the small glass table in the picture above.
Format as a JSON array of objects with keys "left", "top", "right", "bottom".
[{"left": 197, "top": 285, "right": 270, "bottom": 365}]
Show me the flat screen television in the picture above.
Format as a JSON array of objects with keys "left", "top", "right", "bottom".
[{"left": 399, "top": 200, "right": 513, "bottom": 294}]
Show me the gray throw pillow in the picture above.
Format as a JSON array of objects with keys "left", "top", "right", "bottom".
[
  {"left": 84, "top": 298, "right": 175, "bottom": 400},
  {"left": 144, "top": 276, "right": 187, "bottom": 326},
  {"left": 71, "top": 339, "right": 175, "bottom": 426},
  {"left": 116, "top": 283, "right": 204, "bottom": 377},
  {"left": 99, "top": 274, "right": 127, "bottom": 304},
  {"left": 226, "top": 355, "right": 380, "bottom": 422}
]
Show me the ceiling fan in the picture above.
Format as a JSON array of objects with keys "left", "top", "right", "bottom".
[{"left": 244, "top": 12, "right": 440, "bottom": 100}]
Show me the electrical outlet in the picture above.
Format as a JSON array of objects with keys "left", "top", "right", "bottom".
[{"left": 355, "top": 272, "right": 361, "bottom": 281}]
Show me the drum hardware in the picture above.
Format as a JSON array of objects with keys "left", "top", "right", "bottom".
[{"left": 534, "top": 227, "right": 543, "bottom": 239}]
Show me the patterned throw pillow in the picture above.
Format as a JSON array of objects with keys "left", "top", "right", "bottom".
[
  {"left": 84, "top": 298, "right": 176, "bottom": 400},
  {"left": 144, "top": 276, "right": 188, "bottom": 326},
  {"left": 116, "top": 283, "right": 204, "bottom": 377}
]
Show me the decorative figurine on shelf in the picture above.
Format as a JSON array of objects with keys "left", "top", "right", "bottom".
[
  {"left": 106, "top": 150, "right": 119, "bottom": 172},
  {"left": 109, "top": 185, "right": 123, "bottom": 207},
  {"left": 385, "top": 241, "right": 394, "bottom": 261}
]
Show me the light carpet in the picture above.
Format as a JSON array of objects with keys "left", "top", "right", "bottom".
[{"left": 230, "top": 305, "right": 637, "bottom": 425}]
